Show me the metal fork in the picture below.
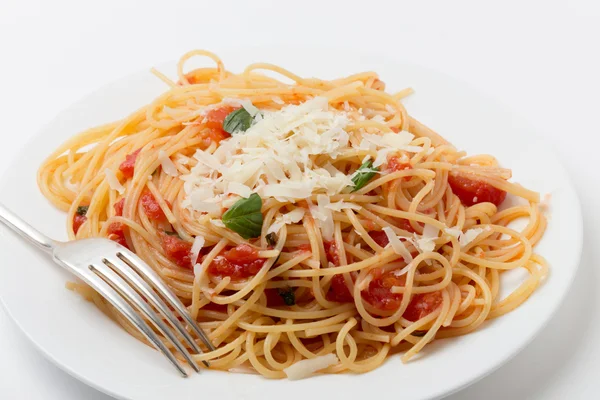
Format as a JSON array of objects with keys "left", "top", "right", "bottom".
[{"left": 0, "top": 202, "right": 215, "bottom": 377}]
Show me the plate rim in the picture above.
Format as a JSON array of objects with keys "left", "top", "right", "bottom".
[{"left": 0, "top": 46, "right": 584, "bottom": 400}]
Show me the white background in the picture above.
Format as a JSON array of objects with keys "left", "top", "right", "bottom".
[{"left": 0, "top": 0, "right": 598, "bottom": 398}]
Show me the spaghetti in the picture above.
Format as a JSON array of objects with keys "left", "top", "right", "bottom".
[{"left": 37, "top": 50, "right": 548, "bottom": 378}]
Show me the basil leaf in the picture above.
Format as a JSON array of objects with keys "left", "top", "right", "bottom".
[
  {"left": 164, "top": 230, "right": 182, "bottom": 239},
  {"left": 222, "top": 193, "right": 263, "bottom": 239},
  {"left": 277, "top": 287, "right": 296, "bottom": 306},
  {"left": 350, "top": 160, "right": 379, "bottom": 192},
  {"left": 76, "top": 206, "right": 89, "bottom": 216},
  {"left": 265, "top": 232, "right": 277, "bottom": 247},
  {"left": 222, "top": 108, "right": 253, "bottom": 134},
  {"left": 265, "top": 232, "right": 281, "bottom": 265}
]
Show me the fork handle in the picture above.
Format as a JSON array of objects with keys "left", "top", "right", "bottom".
[{"left": 0, "top": 202, "right": 56, "bottom": 254}]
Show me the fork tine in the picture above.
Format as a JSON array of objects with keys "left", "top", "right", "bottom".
[
  {"left": 81, "top": 270, "right": 189, "bottom": 377},
  {"left": 89, "top": 262, "right": 201, "bottom": 374},
  {"left": 102, "top": 257, "right": 210, "bottom": 368},
  {"left": 117, "top": 251, "right": 215, "bottom": 351}
]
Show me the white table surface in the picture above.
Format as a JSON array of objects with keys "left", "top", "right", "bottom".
[{"left": 0, "top": 0, "right": 599, "bottom": 398}]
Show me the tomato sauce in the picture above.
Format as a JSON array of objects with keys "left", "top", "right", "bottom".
[
  {"left": 362, "top": 271, "right": 406, "bottom": 310},
  {"left": 448, "top": 173, "right": 507, "bottom": 207},
  {"left": 323, "top": 241, "right": 340, "bottom": 265},
  {"left": 107, "top": 222, "right": 128, "bottom": 249},
  {"left": 388, "top": 156, "right": 412, "bottom": 173},
  {"left": 119, "top": 148, "right": 141, "bottom": 179},
  {"left": 159, "top": 232, "right": 193, "bottom": 269},
  {"left": 201, "top": 106, "right": 238, "bottom": 146},
  {"left": 403, "top": 291, "right": 444, "bottom": 322},
  {"left": 360, "top": 269, "right": 443, "bottom": 319},
  {"left": 207, "top": 243, "right": 266, "bottom": 280},
  {"left": 368, "top": 230, "right": 389, "bottom": 247},
  {"left": 73, "top": 214, "right": 86, "bottom": 234},
  {"left": 114, "top": 198, "right": 125, "bottom": 217},
  {"left": 140, "top": 190, "right": 169, "bottom": 221},
  {"left": 326, "top": 274, "right": 354, "bottom": 303}
]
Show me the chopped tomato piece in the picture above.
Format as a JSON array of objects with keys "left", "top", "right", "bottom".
[
  {"left": 369, "top": 230, "right": 389, "bottom": 247},
  {"left": 73, "top": 214, "right": 86, "bottom": 234},
  {"left": 202, "top": 302, "right": 228, "bottom": 312},
  {"left": 141, "top": 190, "right": 169, "bottom": 221},
  {"left": 403, "top": 291, "right": 443, "bottom": 321},
  {"left": 326, "top": 274, "right": 354, "bottom": 303},
  {"left": 362, "top": 272, "right": 406, "bottom": 311},
  {"left": 159, "top": 232, "right": 192, "bottom": 269},
  {"left": 265, "top": 288, "right": 286, "bottom": 307},
  {"left": 205, "top": 106, "right": 240, "bottom": 128},
  {"left": 107, "top": 222, "right": 128, "bottom": 249},
  {"left": 298, "top": 244, "right": 312, "bottom": 253},
  {"left": 202, "top": 106, "right": 239, "bottom": 145},
  {"left": 448, "top": 173, "right": 507, "bottom": 207},
  {"left": 361, "top": 270, "right": 442, "bottom": 318},
  {"left": 324, "top": 241, "right": 340, "bottom": 265},
  {"left": 398, "top": 218, "right": 418, "bottom": 233},
  {"left": 207, "top": 243, "right": 266, "bottom": 280},
  {"left": 114, "top": 198, "right": 125, "bottom": 217},
  {"left": 388, "top": 156, "right": 411, "bottom": 172},
  {"left": 204, "top": 127, "right": 230, "bottom": 145},
  {"left": 119, "top": 148, "right": 141, "bottom": 179}
]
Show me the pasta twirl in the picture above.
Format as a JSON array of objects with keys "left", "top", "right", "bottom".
[{"left": 38, "top": 50, "right": 548, "bottom": 378}]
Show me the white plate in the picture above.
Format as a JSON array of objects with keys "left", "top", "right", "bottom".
[{"left": 0, "top": 47, "right": 583, "bottom": 400}]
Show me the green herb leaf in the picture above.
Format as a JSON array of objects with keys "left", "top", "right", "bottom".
[
  {"left": 164, "top": 230, "right": 182, "bottom": 238},
  {"left": 76, "top": 206, "right": 89, "bottom": 216},
  {"left": 265, "top": 232, "right": 277, "bottom": 247},
  {"left": 277, "top": 287, "right": 296, "bottom": 306},
  {"left": 350, "top": 160, "right": 379, "bottom": 192},
  {"left": 222, "top": 108, "right": 253, "bottom": 134},
  {"left": 221, "top": 193, "right": 263, "bottom": 239}
]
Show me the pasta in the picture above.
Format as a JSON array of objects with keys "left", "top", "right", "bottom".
[{"left": 38, "top": 50, "right": 548, "bottom": 378}]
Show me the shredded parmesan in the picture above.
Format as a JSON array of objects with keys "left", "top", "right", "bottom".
[
  {"left": 190, "top": 235, "right": 205, "bottom": 266},
  {"left": 158, "top": 150, "right": 179, "bottom": 176},
  {"left": 444, "top": 227, "right": 462, "bottom": 238},
  {"left": 210, "top": 219, "right": 226, "bottom": 228},
  {"left": 415, "top": 224, "right": 439, "bottom": 253},
  {"left": 180, "top": 97, "right": 426, "bottom": 234},
  {"left": 105, "top": 168, "right": 125, "bottom": 194},
  {"left": 227, "top": 182, "right": 253, "bottom": 198},
  {"left": 382, "top": 227, "right": 413, "bottom": 263},
  {"left": 459, "top": 227, "right": 489, "bottom": 248},
  {"left": 267, "top": 208, "right": 306, "bottom": 234},
  {"left": 284, "top": 354, "right": 339, "bottom": 380},
  {"left": 325, "top": 201, "right": 361, "bottom": 212}
]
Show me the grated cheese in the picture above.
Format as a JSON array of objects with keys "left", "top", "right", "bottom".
[
  {"left": 158, "top": 150, "right": 179, "bottom": 176},
  {"left": 459, "top": 227, "right": 489, "bottom": 248},
  {"left": 313, "top": 195, "right": 334, "bottom": 241},
  {"left": 239, "top": 99, "right": 260, "bottom": 116},
  {"left": 105, "top": 168, "right": 125, "bottom": 194},
  {"left": 181, "top": 97, "right": 427, "bottom": 236},
  {"left": 325, "top": 201, "right": 361, "bottom": 212},
  {"left": 382, "top": 227, "right": 413, "bottom": 263},
  {"left": 267, "top": 208, "right": 306, "bottom": 234},
  {"left": 190, "top": 235, "right": 205, "bottom": 266},
  {"left": 415, "top": 224, "right": 439, "bottom": 252},
  {"left": 284, "top": 354, "right": 339, "bottom": 380},
  {"left": 227, "top": 182, "right": 253, "bottom": 198},
  {"left": 444, "top": 227, "right": 462, "bottom": 239}
]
